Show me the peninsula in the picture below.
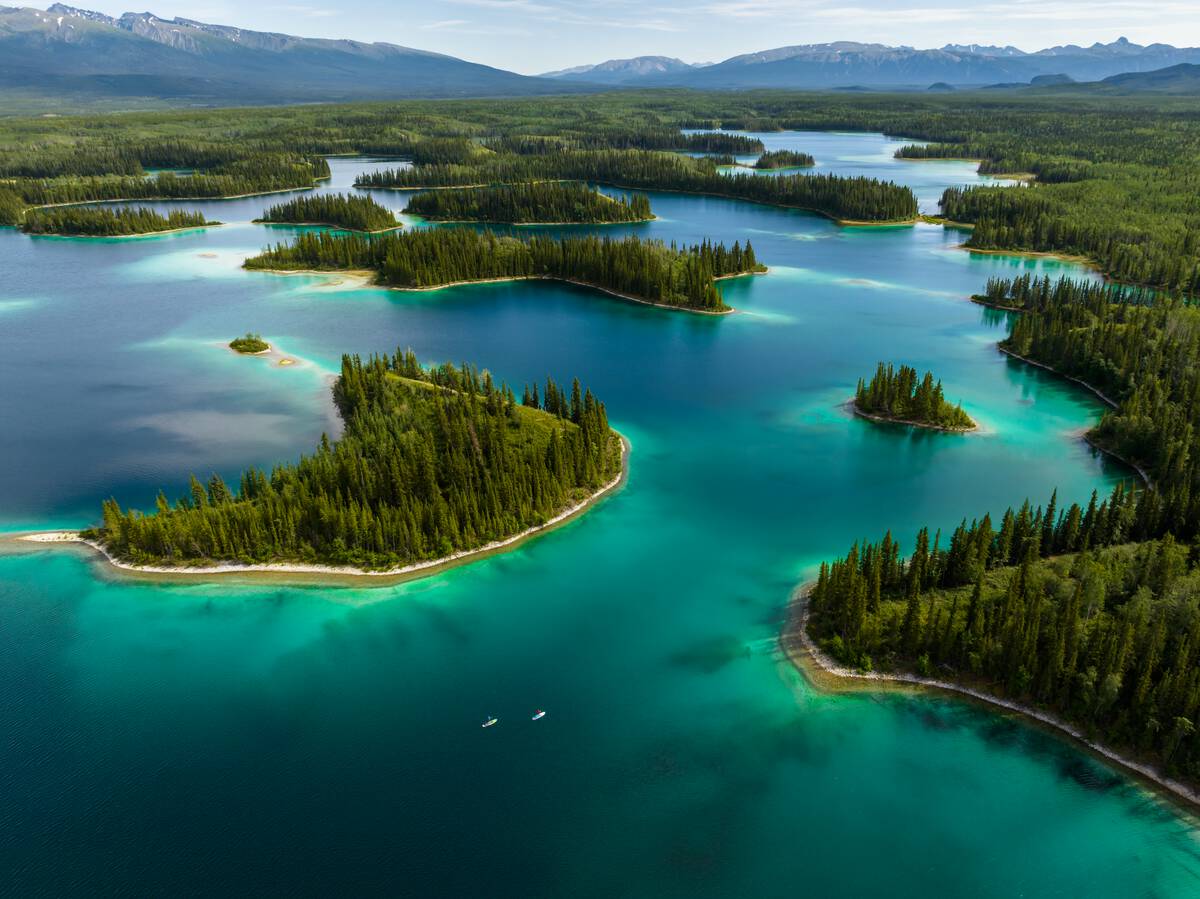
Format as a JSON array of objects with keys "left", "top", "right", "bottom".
[
  {"left": 20, "top": 206, "right": 217, "bottom": 237},
  {"left": 79, "top": 350, "right": 624, "bottom": 574},
  {"left": 852, "top": 363, "right": 976, "bottom": 431}
]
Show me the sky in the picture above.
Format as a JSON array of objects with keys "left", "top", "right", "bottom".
[{"left": 67, "top": 0, "right": 1200, "bottom": 74}]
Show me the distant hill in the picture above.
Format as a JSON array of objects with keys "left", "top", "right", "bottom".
[
  {"left": 1090, "top": 63, "right": 1200, "bottom": 93},
  {"left": 0, "top": 4, "right": 576, "bottom": 108},
  {"left": 542, "top": 56, "right": 695, "bottom": 85}
]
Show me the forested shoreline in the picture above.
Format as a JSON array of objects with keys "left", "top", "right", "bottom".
[
  {"left": 21, "top": 206, "right": 215, "bottom": 236},
  {"left": 1, "top": 92, "right": 1196, "bottom": 291},
  {"left": 244, "top": 229, "right": 763, "bottom": 312},
  {"left": 807, "top": 270, "right": 1200, "bottom": 786},
  {"left": 853, "top": 363, "right": 975, "bottom": 431},
  {"left": 356, "top": 149, "right": 917, "bottom": 223},
  {"left": 402, "top": 183, "right": 652, "bottom": 223},
  {"left": 256, "top": 193, "right": 399, "bottom": 232},
  {"left": 89, "top": 351, "right": 623, "bottom": 570}
]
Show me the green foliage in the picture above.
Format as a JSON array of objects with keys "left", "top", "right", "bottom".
[
  {"left": 855, "top": 363, "right": 975, "bottom": 430},
  {"left": 809, "top": 531, "right": 1200, "bottom": 780},
  {"left": 229, "top": 333, "right": 269, "bottom": 354},
  {"left": 357, "top": 149, "right": 917, "bottom": 223},
  {"left": 92, "top": 351, "right": 622, "bottom": 569},
  {"left": 0, "top": 187, "right": 24, "bottom": 225},
  {"left": 985, "top": 274, "right": 1200, "bottom": 529},
  {"left": 257, "top": 193, "right": 398, "bottom": 231},
  {"left": 2, "top": 90, "right": 1194, "bottom": 285},
  {"left": 20, "top": 206, "right": 212, "bottom": 236},
  {"left": 16, "top": 155, "right": 329, "bottom": 206},
  {"left": 403, "top": 183, "right": 651, "bottom": 223},
  {"left": 244, "top": 229, "right": 763, "bottom": 312},
  {"left": 754, "top": 149, "right": 815, "bottom": 169}
]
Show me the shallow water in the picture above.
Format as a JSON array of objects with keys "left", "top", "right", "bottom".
[{"left": 2, "top": 135, "right": 1197, "bottom": 896}]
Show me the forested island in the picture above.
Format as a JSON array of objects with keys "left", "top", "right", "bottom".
[
  {"left": 356, "top": 150, "right": 917, "bottom": 224},
  {"left": 20, "top": 206, "right": 215, "bottom": 236},
  {"left": 853, "top": 363, "right": 975, "bottom": 431},
  {"left": 244, "top": 229, "right": 763, "bottom": 313},
  {"left": 87, "top": 351, "right": 624, "bottom": 571},
  {"left": 754, "top": 150, "right": 815, "bottom": 169},
  {"left": 255, "top": 193, "right": 399, "bottom": 232},
  {"left": 403, "top": 183, "right": 652, "bottom": 224},
  {"left": 229, "top": 333, "right": 269, "bottom": 354},
  {"left": 803, "top": 269, "right": 1200, "bottom": 791}
]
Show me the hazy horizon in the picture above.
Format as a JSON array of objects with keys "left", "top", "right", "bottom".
[{"left": 32, "top": 0, "right": 1200, "bottom": 75}]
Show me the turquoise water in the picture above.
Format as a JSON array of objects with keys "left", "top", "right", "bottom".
[{"left": 2, "top": 133, "right": 1198, "bottom": 896}]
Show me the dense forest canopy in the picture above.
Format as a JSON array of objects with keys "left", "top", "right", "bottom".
[
  {"left": 2, "top": 90, "right": 1193, "bottom": 290},
  {"left": 402, "top": 182, "right": 652, "bottom": 224},
  {"left": 244, "top": 229, "right": 762, "bottom": 312},
  {"left": 90, "top": 351, "right": 622, "bottom": 569},
  {"left": 256, "top": 193, "right": 399, "bottom": 232},
  {"left": 357, "top": 149, "right": 916, "bottom": 223},
  {"left": 854, "top": 363, "right": 975, "bottom": 430},
  {"left": 20, "top": 206, "right": 213, "bottom": 236},
  {"left": 806, "top": 508, "right": 1200, "bottom": 782}
]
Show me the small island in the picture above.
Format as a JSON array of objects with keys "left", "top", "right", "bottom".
[
  {"left": 403, "top": 182, "right": 652, "bottom": 224},
  {"left": 244, "top": 229, "right": 763, "bottom": 314},
  {"left": 85, "top": 350, "right": 624, "bottom": 573},
  {"left": 255, "top": 193, "right": 400, "bottom": 233},
  {"left": 754, "top": 150, "right": 816, "bottom": 169},
  {"left": 229, "top": 333, "right": 270, "bottom": 354},
  {"left": 853, "top": 363, "right": 976, "bottom": 431},
  {"left": 20, "top": 206, "right": 217, "bottom": 237}
]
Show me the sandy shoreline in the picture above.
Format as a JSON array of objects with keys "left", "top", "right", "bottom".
[
  {"left": 781, "top": 589, "right": 1200, "bottom": 812},
  {"left": 26, "top": 223, "right": 222, "bottom": 240},
  {"left": 14, "top": 434, "right": 629, "bottom": 585}
]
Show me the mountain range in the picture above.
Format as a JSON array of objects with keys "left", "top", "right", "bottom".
[
  {"left": 2, "top": 4, "right": 1199, "bottom": 111},
  {"left": 0, "top": 4, "right": 570, "bottom": 104},
  {"left": 546, "top": 39, "right": 1200, "bottom": 89}
]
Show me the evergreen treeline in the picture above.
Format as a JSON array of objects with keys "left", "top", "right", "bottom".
[
  {"left": 0, "top": 187, "right": 25, "bottom": 226},
  {"left": 4, "top": 92, "right": 1199, "bottom": 290},
  {"left": 244, "top": 229, "right": 762, "bottom": 312},
  {"left": 754, "top": 150, "right": 815, "bottom": 169},
  {"left": 989, "top": 276, "right": 1200, "bottom": 515},
  {"left": 854, "top": 363, "right": 975, "bottom": 430},
  {"left": 256, "top": 193, "right": 399, "bottom": 232},
  {"left": 402, "top": 183, "right": 652, "bottom": 223},
  {"left": 806, "top": 505, "right": 1200, "bottom": 781},
  {"left": 89, "top": 350, "right": 622, "bottom": 569},
  {"left": 809, "top": 269, "right": 1200, "bottom": 782},
  {"left": 357, "top": 149, "right": 917, "bottom": 223},
  {"left": 20, "top": 206, "right": 213, "bottom": 236},
  {"left": 941, "top": 181, "right": 1200, "bottom": 294},
  {"left": 16, "top": 155, "right": 330, "bottom": 207}
]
